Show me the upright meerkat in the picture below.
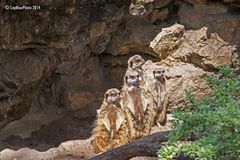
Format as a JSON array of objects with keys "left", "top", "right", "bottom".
[
  {"left": 145, "top": 68, "right": 168, "bottom": 127},
  {"left": 92, "top": 88, "right": 128, "bottom": 153},
  {"left": 121, "top": 70, "right": 157, "bottom": 141}
]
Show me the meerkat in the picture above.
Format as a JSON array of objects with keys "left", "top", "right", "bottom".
[
  {"left": 127, "top": 54, "right": 145, "bottom": 76},
  {"left": 126, "top": 55, "right": 146, "bottom": 88},
  {"left": 121, "top": 70, "right": 157, "bottom": 141},
  {"left": 92, "top": 88, "right": 128, "bottom": 153},
  {"left": 146, "top": 68, "right": 168, "bottom": 127}
]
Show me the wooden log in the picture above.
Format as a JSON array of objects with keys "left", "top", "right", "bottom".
[{"left": 90, "top": 131, "right": 171, "bottom": 160}]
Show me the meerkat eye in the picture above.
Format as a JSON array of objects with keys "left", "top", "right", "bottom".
[{"left": 136, "top": 59, "right": 142, "bottom": 64}]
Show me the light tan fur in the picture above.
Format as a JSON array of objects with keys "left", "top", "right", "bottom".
[
  {"left": 92, "top": 88, "right": 128, "bottom": 153},
  {"left": 121, "top": 71, "right": 157, "bottom": 141},
  {"left": 126, "top": 55, "right": 146, "bottom": 82},
  {"left": 145, "top": 68, "right": 168, "bottom": 127}
]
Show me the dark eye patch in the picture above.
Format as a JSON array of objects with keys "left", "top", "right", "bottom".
[
  {"left": 112, "top": 93, "right": 117, "bottom": 97},
  {"left": 136, "top": 59, "right": 141, "bottom": 63}
]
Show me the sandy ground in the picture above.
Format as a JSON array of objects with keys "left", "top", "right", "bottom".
[
  {"left": 0, "top": 109, "right": 173, "bottom": 160},
  {"left": 0, "top": 125, "right": 172, "bottom": 160},
  {"left": 0, "top": 126, "right": 171, "bottom": 160},
  {"left": 0, "top": 101, "right": 100, "bottom": 151}
]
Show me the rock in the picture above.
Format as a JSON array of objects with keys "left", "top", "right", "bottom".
[
  {"left": 0, "top": 139, "right": 96, "bottom": 160},
  {"left": 184, "top": 0, "right": 207, "bottom": 4},
  {"left": 150, "top": 24, "right": 185, "bottom": 59},
  {"left": 129, "top": 3, "right": 147, "bottom": 16},
  {"left": 129, "top": 0, "right": 172, "bottom": 17},
  {"left": 178, "top": 1, "right": 240, "bottom": 48},
  {"left": 89, "top": 4, "right": 124, "bottom": 54},
  {"left": 0, "top": 0, "right": 240, "bottom": 156},
  {"left": 0, "top": 114, "right": 173, "bottom": 160},
  {"left": 147, "top": 7, "right": 169, "bottom": 23},
  {"left": 149, "top": 24, "right": 238, "bottom": 108},
  {"left": 0, "top": 50, "right": 51, "bottom": 128},
  {"left": 154, "top": 0, "right": 172, "bottom": 8},
  {"left": 53, "top": 57, "right": 105, "bottom": 110},
  {"left": 0, "top": 0, "right": 126, "bottom": 128},
  {"left": 150, "top": 24, "right": 238, "bottom": 69},
  {"left": 106, "top": 18, "right": 161, "bottom": 56}
]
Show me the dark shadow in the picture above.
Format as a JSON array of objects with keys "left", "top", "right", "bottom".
[{"left": 0, "top": 101, "right": 101, "bottom": 151}]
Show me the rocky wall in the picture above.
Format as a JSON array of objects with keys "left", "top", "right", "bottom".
[{"left": 0, "top": 0, "right": 239, "bottom": 130}]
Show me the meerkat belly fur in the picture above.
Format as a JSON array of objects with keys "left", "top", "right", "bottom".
[
  {"left": 92, "top": 88, "right": 128, "bottom": 153},
  {"left": 121, "top": 70, "right": 157, "bottom": 141}
]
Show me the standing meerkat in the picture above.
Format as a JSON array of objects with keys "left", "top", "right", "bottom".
[
  {"left": 121, "top": 70, "right": 157, "bottom": 141},
  {"left": 92, "top": 88, "right": 128, "bottom": 153},
  {"left": 145, "top": 68, "right": 168, "bottom": 127}
]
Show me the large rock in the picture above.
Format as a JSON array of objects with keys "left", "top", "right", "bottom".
[
  {"left": 105, "top": 18, "right": 161, "bottom": 56},
  {"left": 149, "top": 24, "right": 238, "bottom": 108},
  {"left": 0, "top": 50, "right": 51, "bottom": 128},
  {"left": 178, "top": 1, "right": 240, "bottom": 49},
  {"left": 0, "top": 0, "right": 240, "bottom": 155},
  {"left": 0, "top": 0, "right": 125, "bottom": 129},
  {"left": 0, "top": 139, "right": 96, "bottom": 160},
  {"left": 150, "top": 24, "right": 238, "bottom": 69}
]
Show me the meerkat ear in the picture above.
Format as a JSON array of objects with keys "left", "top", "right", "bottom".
[
  {"left": 104, "top": 92, "right": 108, "bottom": 101},
  {"left": 124, "top": 75, "right": 128, "bottom": 84},
  {"left": 129, "top": 61, "right": 133, "bottom": 68}
]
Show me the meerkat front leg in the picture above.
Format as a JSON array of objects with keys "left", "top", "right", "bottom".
[
  {"left": 142, "top": 97, "right": 157, "bottom": 136},
  {"left": 124, "top": 107, "right": 136, "bottom": 141}
]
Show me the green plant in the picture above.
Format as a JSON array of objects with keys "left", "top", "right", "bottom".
[
  {"left": 158, "top": 142, "right": 216, "bottom": 160},
  {"left": 158, "top": 66, "right": 240, "bottom": 160}
]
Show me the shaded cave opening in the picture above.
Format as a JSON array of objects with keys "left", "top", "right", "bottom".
[{"left": 0, "top": 52, "right": 159, "bottom": 152}]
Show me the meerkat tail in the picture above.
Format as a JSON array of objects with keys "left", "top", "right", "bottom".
[{"left": 157, "top": 93, "right": 169, "bottom": 126}]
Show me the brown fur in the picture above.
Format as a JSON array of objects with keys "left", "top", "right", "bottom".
[
  {"left": 92, "top": 89, "right": 128, "bottom": 153},
  {"left": 121, "top": 71, "right": 157, "bottom": 141},
  {"left": 126, "top": 55, "right": 145, "bottom": 86},
  {"left": 146, "top": 68, "right": 168, "bottom": 127},
  {"left": 129, "top": 88, "right": 144, "bottom": 126}
]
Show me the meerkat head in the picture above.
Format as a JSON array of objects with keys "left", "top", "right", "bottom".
[
  {"left": 124, "top": 70, "right": 141, "bottom": 87},
  {"left": 153, "top": 68, "right": 165, "bottom": 81},
  {"left": 104, "top": 88, "right": 121, "bottom": 104},
  {"left": 128, "top": 55, "right": 145, "bottom": 70}
]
